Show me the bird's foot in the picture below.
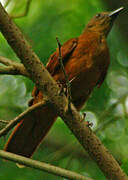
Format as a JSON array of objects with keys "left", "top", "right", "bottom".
[{"left": 80, "top": 112, "right": 93, "bottom": 127}]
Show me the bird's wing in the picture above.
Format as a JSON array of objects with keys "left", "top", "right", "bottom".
[
  {"left": 46, "top": 38, "right": 78, "bottom": 75},
  {"left": 97, "top": 70, "right": 108, "bottom": 88},
  {"left": 97, "top": 50, "right": 110, "bottom": 88},
  {"left": 32, "top": 38, "right": 78, "bottom": 98}
]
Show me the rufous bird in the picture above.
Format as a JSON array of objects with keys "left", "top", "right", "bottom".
[{"left": 4, "top": 7, "right": 123, "bottom": 158}]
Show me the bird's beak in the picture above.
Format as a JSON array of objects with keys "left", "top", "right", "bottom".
[{"left": 109, "top": 7, "right": 124, "bottom": 19}]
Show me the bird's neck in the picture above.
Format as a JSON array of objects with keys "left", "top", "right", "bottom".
[{"left": 81, "top": 27, "right": 107, "bottom": 40}]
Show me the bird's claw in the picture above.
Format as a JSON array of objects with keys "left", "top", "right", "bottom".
[
  {"left": 86, "top": 121, "right": 93, "bottom": 127},
  {"left": 80, "top": 112, "right": 86, "bottom": 122}
]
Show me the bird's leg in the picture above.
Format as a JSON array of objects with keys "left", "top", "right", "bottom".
[
  {"left": 56, "top": 37, "right": 72, "bottom": 109},
  {"left": 80, "top": 112, "right": 93, "bottom": 127},
  {"left": 28, "top": 98, "right": 34, "bottom": 107},
  {"left": 86, "top": 121, "right": 93, "bottom": 127},
  {"left": 80, "top": 112, "right": 86, "bottom": 122},
  {"left": 57, "top": 79, "right": 74, "bottom": 99},
  {"left": 57, "top": 81, "right": 67, "bottom": 95}
]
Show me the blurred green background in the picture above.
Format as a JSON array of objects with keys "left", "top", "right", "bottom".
[{"left": 0, "top": 0, "right": 128, "bottom": 179}]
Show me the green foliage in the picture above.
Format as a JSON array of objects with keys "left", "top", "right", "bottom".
[
  {"left": 122, "top": 160, "right": 128, "bottom": 175},
  {"left": 0, "top": 0, "right": 127, "bottom": 179}
]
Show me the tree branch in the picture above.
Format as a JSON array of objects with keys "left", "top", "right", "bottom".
[
  {"left": 0, "top": 56, "right": 29, "bottom": 77},
  {"left": 4, "top": 0, "right": 11, "bottom": 8},
  {"left": 0, "top": 99, "right": 49, "bottom": 137},
  {"left": 0, "top": 3, "right": 127, "bottom": 180},
  {"left": 0, "top": 119, "right": 8, "bottom": 124},
  {"left": 0, "top": 150, "right": 92, "bottom": 180}
]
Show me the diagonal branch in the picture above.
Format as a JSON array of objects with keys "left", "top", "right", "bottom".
[
  {"left": 0, "top": 56, "right": 15, "bottom": 66},
  {"left": 0, "top": 99, "right": 49, "bottom": 137},
  {"left": 0, "top": 56, "right": 29, "bottom": 77},
  {"left": 4, "top": 0, "right": 11, "bottom": 8},
  {"left": 0, "top": 150, "right": 92, "bottom": 180},
  {"left": 0, "top": 3, "right": 127, "bottom": 180},
  {"left": 0, "top": 120, "right": 8, "bottom": 124}
]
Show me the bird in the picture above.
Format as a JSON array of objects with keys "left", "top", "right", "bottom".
[{"left": 4, "top": 7, "right": 123, "bottom": 158}]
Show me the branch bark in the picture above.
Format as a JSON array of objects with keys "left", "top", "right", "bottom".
[
  {"left": 0, "top": 99, "right": 49, "bottom": 137},
  {"left": 0, "top": 150, "right": 91, "bottom": 180},
  {"left": 0, "top": 3, "right": 127, "bottom": 180},
  {"left": 0, "top": 56, "right": 29, "bottom": 77}
]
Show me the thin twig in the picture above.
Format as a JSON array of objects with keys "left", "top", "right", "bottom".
[
  {"left": 56, "top": 37, "right": 72, "bottom": 108},
  {"left": 0, "top": 99, "right": 49, "bottom": 137},
  {"left": 10, "top": 0, "right": 32, "bottom": 19},
  {"left": 99, "top": 94, "right": 127, "bottom": 122},
  {"left": 94, "top": 117, "right": 120, "bottom": 133},
  {"left": 0, "top": 120, "right": 8, "bottom": 124},
  {"left": 0, "top": 56, "right": 29, "bottom": 77},
  {"left": 4, "top": 0, "right": 11, "bottom": 8},
  {"left": 0, "top": 150, "right": 92, "bottom": 180},
  {"left": 0, "top": 56, "right": 18, "bottom": 66},
  {"left": 94, "top": 94, "right": 127, "bottom": 133},
  {"left": 44, "top": 141, "right": 76, "bottom": 162}
]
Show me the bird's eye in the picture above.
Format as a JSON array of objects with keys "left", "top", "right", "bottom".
[{"left": 95, "top": 13, "right": 101, "bottom": 18}]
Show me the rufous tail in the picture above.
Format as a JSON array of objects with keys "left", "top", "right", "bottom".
[{"left": 4, "top": 104, "right": 57, "bottom": 157}]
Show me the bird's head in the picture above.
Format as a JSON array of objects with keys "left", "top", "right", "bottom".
[{"left": 86, "top": 7, "right": 124, "bottom": 37}]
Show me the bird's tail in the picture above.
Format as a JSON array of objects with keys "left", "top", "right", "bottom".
[{"left": 4, "top": 103, "right": 57, "bottom": 157}]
